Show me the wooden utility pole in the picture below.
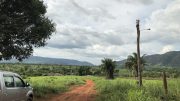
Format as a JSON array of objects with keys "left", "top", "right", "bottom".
[{"left": 136, "top": 19, "right": 142, "bottom": 86}]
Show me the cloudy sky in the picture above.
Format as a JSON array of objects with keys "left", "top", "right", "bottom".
[{"left": 33, "top": 0, "right": 180, "bottom": 65}]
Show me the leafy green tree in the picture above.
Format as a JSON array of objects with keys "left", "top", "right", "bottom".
[
  {"left": 125, "top": 53, "right": 146, "bottom": 77},
  {"left": 101, "top": 58, "right": 116, "bottom": 79},
  {"left": 0, "top": 0, "right": 55, "bottom": 61},
  {"left": 78, "top": 66, "right": 92, "bottom": 76}
]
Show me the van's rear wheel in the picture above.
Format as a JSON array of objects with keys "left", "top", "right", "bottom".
[{"left": 27, "top": 96, "right": 33, "bottom": 101}]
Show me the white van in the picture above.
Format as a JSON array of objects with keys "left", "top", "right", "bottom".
[{"left": 0, "top": 71, "right": 33, "bottom": 101}]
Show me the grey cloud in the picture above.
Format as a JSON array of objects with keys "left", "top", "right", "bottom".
[
  {"left": 47, "top": 25, "right": 124, "bottom": 49},
  {"left": 48, "top": 43, "right": 89, "bottom": 49},
  {"left": 40, "top": 0, "right": 178, "bottom": 64},
  {"left": 83, "top": 53, "right": 119, "bottom": 58},
  {"left": 70, "top": 0, "right": 90, "bottom": 15},
  {"left": 70, "top": 0, "right": 116, "bottom": 21},
  {"left": 70, "top": 49, "right": 122, "bottom": 59},
  {"left": 69, "top": 44, "right": 137, "bottom": 59},
  {"left": 116, "top": 0, "right": 154, "bottom": 5},
  {"left": 138, "top": 0, "right": 154, "bottom": 5},
  {"left": 142, "top": 0, "right": 180, "bottom": 45},
  {"left": 159, "top": 36, "right": 180, "bottom": 45}
]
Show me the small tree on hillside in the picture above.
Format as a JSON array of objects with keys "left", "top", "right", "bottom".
[
  {"left": 78, "top": 66, "right": 92, "bottom": 76},
  {"left": 125, "top": 53, "right": 146, "bottom": 77},
  {"left": 101, "top": 58, "right": 116, "bottom": 79}
]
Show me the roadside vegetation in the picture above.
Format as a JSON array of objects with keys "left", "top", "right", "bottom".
[
  {"left": 92, "top": 77, "right": 180, "bottom": 101},
  {"left": 0, "top": 63, "right": 180, "bottom": 101},
  {"left": 26, "top": 76, "right": 85, "bottom": 98},
  {"left": 0, "top": 64, "right": 102, "bottom": 78},
  {"left": 0, "top": 64, "right": 179, "bottom": 78}
]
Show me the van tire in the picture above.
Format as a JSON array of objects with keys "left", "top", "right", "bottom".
[{"left": 27, "top": 96, "right": 33, "bottom": 101}]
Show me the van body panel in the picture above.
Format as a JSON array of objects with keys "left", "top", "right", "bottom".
[
  {"left": 4, "top": 88, "right": 20, "bottom": 101},
  {"left": 0, "top": 73, "right": 3, "bottom": 101}
]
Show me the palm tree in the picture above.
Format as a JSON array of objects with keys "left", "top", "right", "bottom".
[
  {"left": 125, "top": 53, "right": 146, "bottom": 77},
  {"left": 101, "top": 58, "right": 116, "bottom": 79}
]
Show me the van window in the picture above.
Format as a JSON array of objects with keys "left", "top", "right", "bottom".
[
  {"left": 3, "top": 75, "right": 14, "bottom": 88},
  {"left": 14, "top": 76, "right": 25, "bottom": 87}
]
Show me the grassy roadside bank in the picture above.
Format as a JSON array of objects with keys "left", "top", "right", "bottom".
[
  {"left": 26, "top": 76, "right": 85, "bottom": 98},
  {"left": 91, "top": 77, "right": 180, "bottom": 101}
]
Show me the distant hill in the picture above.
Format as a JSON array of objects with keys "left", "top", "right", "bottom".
[
  {"left": 0, "top": 56, "right": 94, "bottom": 66},
  {"left": 117, "top": 51, "right": 180, "bottom": 68}
]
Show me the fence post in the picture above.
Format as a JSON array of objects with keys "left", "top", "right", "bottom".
[{"left": 163, "top": 71, "right": 168, "bottom": 99}]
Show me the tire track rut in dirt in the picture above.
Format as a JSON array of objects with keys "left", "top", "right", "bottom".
[{"left": 47, "top": 80, "right": 97, "bottom": 101}]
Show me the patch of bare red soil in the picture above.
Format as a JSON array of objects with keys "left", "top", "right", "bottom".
[{"left": 43, "top": 80, "right": 97, "bottom": 101}]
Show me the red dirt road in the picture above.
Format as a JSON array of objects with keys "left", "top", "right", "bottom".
[{"left": 46, "top": 80, "right": 97, "bottom": 101}]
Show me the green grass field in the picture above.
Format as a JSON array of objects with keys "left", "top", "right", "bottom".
[
  {"left": 26, "top": 76, "right": 180, "bottom": 101},
  {"left": 92, "top": 77, "right": 180, "bottom": 101},
  {"left": 26, "top": 76, "right": 85, "bottom": 98}
]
